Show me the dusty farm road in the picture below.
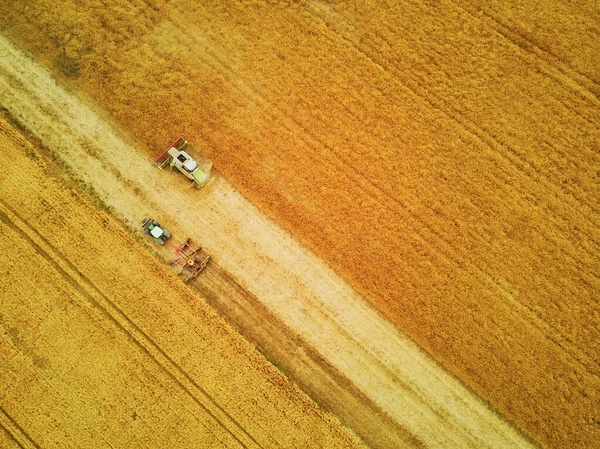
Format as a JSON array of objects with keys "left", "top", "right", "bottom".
[{"left": 0, "top": 35, "right": 537, "bottom": 448}]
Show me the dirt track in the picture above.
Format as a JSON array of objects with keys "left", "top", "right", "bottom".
[
  {"left": 1, "top": 0, "right": 599, "bottom": 447},
  {"left": 0, "top": 35, "right": 536, "bottom": 448}
]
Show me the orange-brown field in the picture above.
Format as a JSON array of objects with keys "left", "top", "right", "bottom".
[{"left": 0, "top": 1, "right": 598, "bottom": 448}]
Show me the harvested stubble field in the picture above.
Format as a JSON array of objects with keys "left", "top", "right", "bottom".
[
  {"left": 0, "top": 115, "right": 364, "bottom": 449},
  {"left": 0, "top": 0, "right": 599, "bottom": 448}
]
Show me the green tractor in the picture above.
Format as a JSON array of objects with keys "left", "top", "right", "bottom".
[{"left": 141, "top": 218, "right": 172, "bottom": 245}]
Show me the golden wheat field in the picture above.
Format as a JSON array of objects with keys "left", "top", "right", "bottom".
[{"left": 0, "top": 0, "right": 599, "bottom": 448}]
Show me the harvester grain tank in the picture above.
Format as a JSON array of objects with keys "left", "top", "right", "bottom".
[{"left": 154, "top": 137, "right": 212, "bottom": 187}]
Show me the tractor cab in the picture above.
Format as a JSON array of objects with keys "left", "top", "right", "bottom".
[
  {"left": 141, "top": 218, "right": 172, "bottom": 245},
  {"left": 177, "top": 152, "right": 198, "bottom": 173},
  {"left": 150, "top": 225, "right": 164, "bottom": 239}
]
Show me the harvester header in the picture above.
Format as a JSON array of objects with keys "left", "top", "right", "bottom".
[{"left": 155, "top": 136, "right": 212, "bottom": 187}]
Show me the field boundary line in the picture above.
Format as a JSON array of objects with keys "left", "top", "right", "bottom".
[
  {"left": 206, "top": 263, "right": 475, "bottom": 448},
  {"left": 0, "top": 200, "right": 263, "bottom": 449},
  {"left": 0, "top": 406, "right": 40, "bottom": 449}
]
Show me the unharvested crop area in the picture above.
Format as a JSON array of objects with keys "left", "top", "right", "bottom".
[
  {"left": 0, "top": 115, "right": 363, "bottom": 449},
  {"left": 1, "top": 0, "right": 599, "bottom": 448}
]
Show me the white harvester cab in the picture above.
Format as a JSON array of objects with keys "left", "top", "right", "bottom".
[{"left": 155, "top": 137, "right": 212, "bottom": 187}]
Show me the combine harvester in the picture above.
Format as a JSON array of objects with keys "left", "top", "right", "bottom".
[
  {"left": 154, "top": 136, "right": 213, "bottom": 187},
  {"left": 170, "top": 239, "right": 211, "bottom": 283}
]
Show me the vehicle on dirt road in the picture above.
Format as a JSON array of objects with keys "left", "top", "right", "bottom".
[
  {"left": 154, "top": 136, "right": 212, "bottom": 187},
  {"left": 141, "top": 218, "right": 172, "bottom": 245},
  {"left": 170, "top": 238, "right": 211, "bottom": 283}
]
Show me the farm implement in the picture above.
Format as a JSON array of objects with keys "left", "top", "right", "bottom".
[
  {"left": 142, "top": 218, "right": 172, "bottom": 245},
  {"left": 170, "top": 239, "right": 211, "bottom": 283},
  {"left": 154, "top": 136, "right": 212, "bottom": 187}
]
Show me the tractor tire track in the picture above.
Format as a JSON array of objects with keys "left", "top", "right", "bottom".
[
  {"left": 0, "top": 407, "right": 39, "bottom": 449},
  {"left": 454, "top": 0, "right": 600, "bottom": 92}
]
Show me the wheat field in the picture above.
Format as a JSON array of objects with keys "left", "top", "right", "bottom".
[{"left": 0, "top": 1, "right": 598, "bottom": 447}]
